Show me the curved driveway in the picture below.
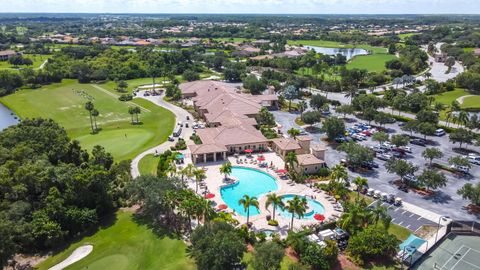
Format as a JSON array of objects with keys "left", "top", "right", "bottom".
[{"left": 130, "top": 91, "right": 194, "bottom": 178}]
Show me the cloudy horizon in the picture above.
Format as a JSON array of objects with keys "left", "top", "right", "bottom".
[{"left": 0, "top": 0, "right": 479, "bottom": 14}]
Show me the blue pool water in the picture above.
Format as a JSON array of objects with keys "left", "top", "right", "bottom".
[
  {"left": 277, "top": 194, "right": 325, "bottom": 220},
  {"left": 220, "top": 167, "right": 278, "bottom": 216},
  {"left": 399, "top": 234, "right": 426, "bottom": 255}
]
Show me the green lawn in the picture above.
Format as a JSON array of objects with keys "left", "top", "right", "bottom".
[
  {"left": 0, "top": 54, "right": 51, "bottom": 70},
  {"left": 346, "top": 54, "right": 396, "bottom": 72},
  {"left": 243, "top": 251, "right": 296, "bottom": 270},
  {"left": 0, "top": 79, "right": 175, "bottom": 161},
  {"left": 288, "top": 39, "right": 391, "bottom": 72},
  {"left": 433, "top": 88, "right": 470, "bottom": 105},
  {"left": 398, "top": 33, "right": 419, "bottom": 41},
  {"left": 461, "top": 95, "right": 480, "bottom": 109},
  {"left": 213, "top": 37, "right": 252, "bottom": 43},
  {"left": 387, "top": 224, "right": 411, "bottom": 241},
  {"left": 139, "top": 154, "right": 159, "bottom": 176},
  {"left": 36, "top": 211, "right": 194, "bottom": 270}
]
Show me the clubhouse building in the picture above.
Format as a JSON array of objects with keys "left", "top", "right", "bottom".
[{"left": 181, "top": 80, "right": 326, "bottom": 174}]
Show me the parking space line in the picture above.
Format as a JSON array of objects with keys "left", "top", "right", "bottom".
[
  {"left": 394, "top": 208, "right": 401, "bottom": 212},
  {"left": 417, "top": 216, "right": 422, "bottom": 220},
  {"left": 406, "top": 224, "right": 411, "bottom": 229},
  {"left": 398, "top": 221, "right": 404, "bottom": 226},
  {"left": 391, "top": 218, "right": 396, "bottom": 223},
  {"left": 401, "top": 211, "right": 407, "bottom": 215},
  {"left": 409, "top": 213, "right": 415, "bottom": 217}
]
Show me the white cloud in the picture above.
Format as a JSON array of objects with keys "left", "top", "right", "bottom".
[{"left": 0, "top": 0, "right": 478, "bottom": 14}]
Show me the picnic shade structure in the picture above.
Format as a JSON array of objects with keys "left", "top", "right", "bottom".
[
  {"left": 275, "top": 169, "right": 288, "bottom": 174},
  {"left": 244, "top": 149, "right": 253, "bottom": 154},
  {"left": 314, "top": 214, "right": 325, "bottom": 222},
  {"left": 204, "top": 193, "right": 215, "bottom": 199},
  {"left": 257, "top": 156, "right": 266, "bottom": 161},
  {"left": 217, "top": 204, "right": 228, "bottom": 210}
]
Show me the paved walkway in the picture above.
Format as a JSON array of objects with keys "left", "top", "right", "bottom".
[
  {"left": 49, "top": 245, "right": 93, "bottom": 270},
  {"left": 456, "top": 95, "right": 475, "bottom": 105},
  {"left": 129, "top": 91, "right": 194, "bottom": 178}
]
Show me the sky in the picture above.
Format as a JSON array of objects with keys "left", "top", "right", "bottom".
[{"left": 1, "top": 0, "right": 479, "bottom": 14}]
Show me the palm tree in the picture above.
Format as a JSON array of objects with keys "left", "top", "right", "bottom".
[
  {"left": 134, "top": 106, "right": 141, "bottom": 123},
  {"left": 238, "top": 195, "right": 259, "bottom": 225},
  {"left": 219, "top": 162, "right": 232, "bottom": 181},
  {"left": 91, "top": 108, "right": 99, "bottom": 132},
  {"left": 445, "top": 109, "right": 454, "bottom": 127},
  {"left": 198, "top": 197, "right": 215, "bottom": 225},
  {"left": 298, "top": 100, "right": 307, "bottom": 119},
  {"left": 285, "top": 195, "right": 307, "bottom": 230},
  {"left": 371, "top": 201, "right": 389, "bottom": 226},
  {"left": 284, "top": 151, "right": 298, "bottom": 171},
  {"left": 193, "top": 168, "right": 206, "bottom": 193},
  {"left": 265, "top": 193, "right": 284, "bottom": 221},
  {"left": 457, "top": 111, "right": 469, "bottom": 126},
  {"left": 352, "top": 176, "right": 368, "bottom": 197},
  {"left": 330, "top": 164, "right": 348, "bottom": 183},
  {"left": 180, "top": 164, "right": 195, "bottom": 186},
  {"left": 287, "top": 128, "right": 300, "bottom": 139},
  {"left": 85, "top": 101, "right": 95, "bottom": 133},
  {"left": 128, "top": 107, "right": 135, "bottom": 124}
]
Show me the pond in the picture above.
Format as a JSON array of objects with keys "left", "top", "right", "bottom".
[
  {"left": 0, "top": 103, "right": 20, "bottom": 130},
  {"left": 305, "top": 45, "right": 369, "bottom": 60}
]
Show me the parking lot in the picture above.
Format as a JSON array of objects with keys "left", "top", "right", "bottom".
[
  {"left": 378, "top": 202, "right": 437, "bottom": 231},
  {"left": 273, "top": 109, "right": 480, "bottom": 221}
]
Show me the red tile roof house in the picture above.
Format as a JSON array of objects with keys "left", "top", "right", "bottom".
[
  {"left": 0, "top": 50, "right": 21, "bottom": 61},
  {"left": 180, "top": 80, "right": 278, "bottom": 163}
]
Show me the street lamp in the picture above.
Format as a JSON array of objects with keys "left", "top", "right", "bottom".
[{"left": 435, "top": 215, "right": 450, "bottom": 243}]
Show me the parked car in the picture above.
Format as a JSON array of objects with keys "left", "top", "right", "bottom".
[
  {"left": 392, "top": 151, "right": 406, "bottom": 159},
  {"left": 468, "top": 157, "right": 480, "bottom": 165},
  {"left": 450, "top": 165, "right": 470, "bottom": 174},
  {"left": 410, "top": 138, "right": 426, "bottom": 146},
  {"left": 168, "top": 136, "right": 175, "bottom": 142},
  {"left": 399, "top": 146, "right": 412, "bottom": 153},
  {"left": 434, "top": 128, "right": 446, "bottom": 136},
  {"left": 404, "top": 174, "right": 417, "bottom": 182},
  {"left": 378, "top": 153, "right": 392, "bottom": 161},
  {"left": 370, "top": 145, "right": 387, "bottom": 154},
  {"left": 362, "top": 161, "right": 379, "bottom": 169}
]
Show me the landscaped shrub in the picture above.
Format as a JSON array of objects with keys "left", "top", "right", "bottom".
[
  {"left": 317, "top": 167, "right": 330, "bottom": 177},
  {"left": 268, "top": 219, "right": 279, "bottom": 226},
  {"left": 118, "top": 94, "right": 133, "bottom": 101}
]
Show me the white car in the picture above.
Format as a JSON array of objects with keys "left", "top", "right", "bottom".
[
  {"left": 434, "top": 128, "right": 446, "bottom": 136},
  {"left": 450, "top": 165, "right": 470, "bottom": 174},
  {"left": 468, "top": 157, "right": 480, "bottom": 165}
]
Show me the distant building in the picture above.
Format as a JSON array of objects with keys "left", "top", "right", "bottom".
[
  {"left": 0, "top": 50, "right": 20, "bottom": 61},
  {"left": 474, "top": 48, "right": 480, "bottom": 57}
]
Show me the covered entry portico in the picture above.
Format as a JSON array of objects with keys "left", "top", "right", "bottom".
[{"left": 189, "top": 144, "right": 228, "bottom": 164}]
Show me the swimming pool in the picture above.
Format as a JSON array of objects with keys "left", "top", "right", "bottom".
[
  {"left": 276, "top": 194, "right": 325, "bottom": 220},
  {"left": 400, "top": 234, "right": 426, "bottom": 255},
  {"left": 220, "top": 167, "right": 278, "bottom": 216}
]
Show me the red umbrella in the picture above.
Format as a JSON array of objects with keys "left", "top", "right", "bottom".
[
  {"left": 244, "top": 149, "right": 253, "bottom": 153},
  {"left": 276, "top": 169, "right": 287, "bottom": 174},
  {"left": 204, "top": 193, "right": 215, "bottom": 199},
  {"left": 218, "top": 204, "right": 228, "bottom": 210},
  {"left": 257, "top": 156, "right": 265, "bottom": 161},
  {"left": 314, "top": 214, "right": 325, "bottom": 222}
]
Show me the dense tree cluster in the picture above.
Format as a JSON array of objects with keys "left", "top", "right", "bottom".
[{"left": 0, "top": 118, "right": 131, "bottom": 266}]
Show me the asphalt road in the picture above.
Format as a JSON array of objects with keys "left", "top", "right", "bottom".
[{"left": 273, "top": 110, "right": 480, "bottom": 221}]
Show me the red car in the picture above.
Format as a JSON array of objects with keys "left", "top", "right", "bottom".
[{"left": 361, "top": 130, "right": 372, "bottom": 136}]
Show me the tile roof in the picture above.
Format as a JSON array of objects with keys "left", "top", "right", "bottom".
[
  {"left": 297, "top": 154, "right": 325, "bottom": 166},
  {"left": 272, "top": 137, "right": 301, "bottom": 151}
]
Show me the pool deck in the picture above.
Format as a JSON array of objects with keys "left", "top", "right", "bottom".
[{"left": 184, "top": 152, "right": 341, "bottom": 235}]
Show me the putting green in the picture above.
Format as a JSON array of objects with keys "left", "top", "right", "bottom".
[
  {"left": 82, "top": 254, "right": 129, "bottom": 270},
  {"left": 36, "top": 211, "right": 194, "bottom": 270},
  {"left": 0, "top": 80, "right": 175, "bottom": 161}
]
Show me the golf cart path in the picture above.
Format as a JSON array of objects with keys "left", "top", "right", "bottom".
[
  {"left": 130, "top": 90, "right": 194, "bottom": 178},
  {"left": 456, "top": 95, "right": 475, "bottom": 105},
  {"left": 48, "top": 245, "right": 93, "bottom": 270}
]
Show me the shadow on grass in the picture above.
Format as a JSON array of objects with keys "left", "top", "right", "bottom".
[
  {"left": 132, "top": 212, "right": 182, "bottom": 240},
  {"left": 34, "top": 211, "right": 119, "bottom": 258}
]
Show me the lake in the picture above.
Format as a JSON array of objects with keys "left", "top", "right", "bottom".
[
  {"left": 305, "top": 45, "right": 369, "bottom": 60},
  {"left": 0, "top": 103, "right": 20, "bottom": 130}
]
